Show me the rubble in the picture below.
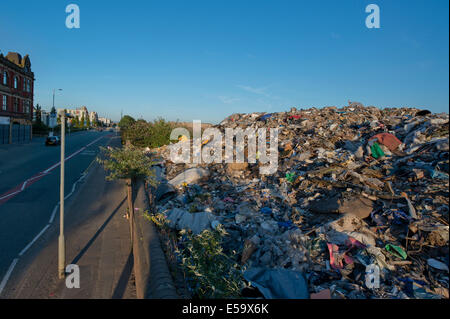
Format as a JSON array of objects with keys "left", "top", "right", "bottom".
[
  {"left": 243, "top": 268, "right": 309, "bottom": 299},
  {"left": 168, "top": 167, "right": 210, "bottom": 187},
  {"left": 151, "top": 103, "right": 449, "bottom": 299},
  {"left": 165, "top": 208, "right": 217, "bottom": 235}
]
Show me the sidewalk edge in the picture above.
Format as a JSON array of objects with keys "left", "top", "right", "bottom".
[{"left": 132, "top": 180, "right": 179, "bottom": 299}]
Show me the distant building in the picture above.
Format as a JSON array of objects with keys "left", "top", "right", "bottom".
[
  {"left": 66, "top": 106, "right": 89, "bottom": 122},
  {"left": 33, "top": 109, "right": 51, "bottom": 127},
  {"left": 41, "top": 111, "right": 50, "bottom": 127},
  {"left": 89, "top": 111, "right": 98, "bottom": 125},
  {"left": 98, "top": 117, "right": 112, "bottom": 126},
  {"left": 63, "top": 107, "right": 104, "bottom": 127},
  {"left": 0, "top": 51, "right": 34, "bottom": 144}
]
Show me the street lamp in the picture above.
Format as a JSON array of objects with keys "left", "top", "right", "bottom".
[{"left": 58, "top": 110, "right": 73, "bottom": 279}]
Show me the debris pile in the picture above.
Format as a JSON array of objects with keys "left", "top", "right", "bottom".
[{"left": 151, "top": 104, "right": 449, "bottom": 299}]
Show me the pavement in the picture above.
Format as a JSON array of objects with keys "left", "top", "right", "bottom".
[{"left": 0, "top": 131, "right": 136, "bottom": 298}]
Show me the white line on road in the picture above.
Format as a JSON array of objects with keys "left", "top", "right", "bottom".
[
  {"left": 1, "top": 135, "right": 105, "bottom": 203},
  {"left": 48, "top": 173, "right": 87, "bottom": 223},
  {"left": 48, "top": 203, "right": 59, "bottom": 224},
  {"left": 0, "top": 190, "right": 21, "bottom": 201},
  {"left": 43, "top": 162, "right": 60, "bottom": 174},
  {"left": 64, "top": 173, "right": 86, "bottom": 200},
  {"left": 27, "top": 172, "right": 47, "bottom": 182},
  {"left": 19, "top": 224, "right": 50, "bottom": 257},
  {"left": 0, "top": 134, "right": 111, "bottom": 297},
  {"left": 0, "top": 258, "right": 19, "bottom": 295}
]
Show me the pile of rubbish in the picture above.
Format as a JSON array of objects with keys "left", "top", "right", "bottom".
[{"left": 151, "top": 103, "right": 449, "bottom": 299}]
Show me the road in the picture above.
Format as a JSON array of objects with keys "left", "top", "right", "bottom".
[{"left": 0, "top": 130, "right": 116, "bottom": 293}]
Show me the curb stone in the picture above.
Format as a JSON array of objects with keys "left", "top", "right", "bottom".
[{"left": 132, "top": 180, "right": 179, "bottom": 299}]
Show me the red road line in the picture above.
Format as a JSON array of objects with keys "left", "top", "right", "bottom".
[{"left": 0, "top": 135, "right": 110, "bottom": 205}]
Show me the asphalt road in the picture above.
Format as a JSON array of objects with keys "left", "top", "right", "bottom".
[{"left": 0, "top": 130, "right": 116, "bottom": 288}]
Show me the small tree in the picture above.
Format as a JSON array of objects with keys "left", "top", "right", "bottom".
[
  {"left": 123, "top": 117, "right": 177, "bottom": 148},
  {"left": 86, "top": 116, "right": 91, "bottom": 128},
  {"left": 72, "top": 116, "right": 79, "bottom": 127},
  {"left": 80, "top": 114, "right": 85, "bottom": 128},
  {"left": 35, "top": 104, "right": 42, "bottom": 124},
  {"left": 97, "top": 145, "right": 158, "bottom": 238},
  {"left": 122, "top": 120, "right": 152, "bottom": 147},
  {"left": 178, "top": 225, "right": 245, "bottom": 298},
  {"left": 119, "top": 115, "right": 136, "bottom": 131}
]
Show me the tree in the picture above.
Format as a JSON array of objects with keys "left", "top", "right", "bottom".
[
  {"left": 80, "top": 114, "right": 85, "bottom": 128},
  {"left": 119, "top": 115, "right": 136, "bottom": 131},
  {"left": 32, "top": 106, "right": 49, "bottom": 135},
  {"left": 35, "top": 104, "right": 42, "bottom": 124},
  {"left": 72, "top": 116, "right": 79, "bottom": 127},
  {"left": 86, "top": 116, "right": 91, "bottom": 128},
  {"left": 148, "top": 118, "right": 174, "bottom": 148},
  {"left": 97, "top": 145, "right": 157, "bottom": 240},
  {"left": 123, "top": 117, "right": 175, "bottom": 148},
  {"left": 123, "top": 121, "right": 151, "bottom": 147}
]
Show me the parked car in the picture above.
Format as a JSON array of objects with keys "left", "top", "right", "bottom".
[{"left": 45, "top": 136, "right": 61, "bottom": 146}]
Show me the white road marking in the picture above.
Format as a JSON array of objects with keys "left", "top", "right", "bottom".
[
  {"left": 48, "top": 203, "right": 59, "bottom": 224},
  {"left": 0, "top": 258, "right": 19, "bottom": 295},
  {"left": 0, "top": 134, "right": 110, "bottom": 296},
  {"left": 64, "top": 173, "right": 86, "bottom": 200},
  {"left": 0, "top": 190, "right": 21, "bottom": 201},
  {"left": 19, "top": 224, "right": 50, "bottom": 257},
  {"left": 27, "top": 173, "right": 47, "bottom": 182},
  {"left": 1, "top": 135, "right": 105, "bottom": 203}
]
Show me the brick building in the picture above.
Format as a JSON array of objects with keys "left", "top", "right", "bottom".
[{"left": 0, "top": 51, "right": 34, "bottom": 144}]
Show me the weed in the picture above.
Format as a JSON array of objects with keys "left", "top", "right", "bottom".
[{"left": 177, "top": 225, "right": 246, "bottom": 299}]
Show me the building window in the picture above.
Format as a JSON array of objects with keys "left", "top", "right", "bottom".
[
  {"left": 2, "top": 96, "right": 6, "bottom": 111},
  {"left": 27, "top": 79, "right": 31, "bottom": 92},
  {"left": 14, "top": 98, "right": 18, "bottom": 112},
  {"left": 14, "top": 77, "right": 18, "bottom": 89},
  {"left": 24, "top": 79, "right": 29, "bottom": 92},
  {"left": 3, "top": 71, "right": 8, "bottom": 86}
]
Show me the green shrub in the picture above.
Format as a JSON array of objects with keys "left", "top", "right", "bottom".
[
  {"left": 97, "top": 145, "right": 157, "bottom": 184},
  {"left": 122, "top": 117, "right": 185, "bottom": 149},
  {"left": 177, "top": 225, "right": 245, "bottom": 299},
  {"left": 144, "top": 211, "right": 170, "bottom": 231}
]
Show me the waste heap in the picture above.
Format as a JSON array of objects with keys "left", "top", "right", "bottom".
[{"left": 151, "top": 103, "right": 449, "bottom": 299}]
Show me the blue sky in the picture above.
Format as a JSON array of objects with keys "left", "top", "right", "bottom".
[{"left": 1, "top": 0, "right": 448, "bottom": 123}]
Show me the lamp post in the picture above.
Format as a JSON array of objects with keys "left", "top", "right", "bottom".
[{"left": 58, "top": 110, "right": 73, "bottom": 279}]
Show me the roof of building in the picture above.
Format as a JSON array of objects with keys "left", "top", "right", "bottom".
[{"left": 0, "top": 51, "right": 33, "bottom": 76}]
